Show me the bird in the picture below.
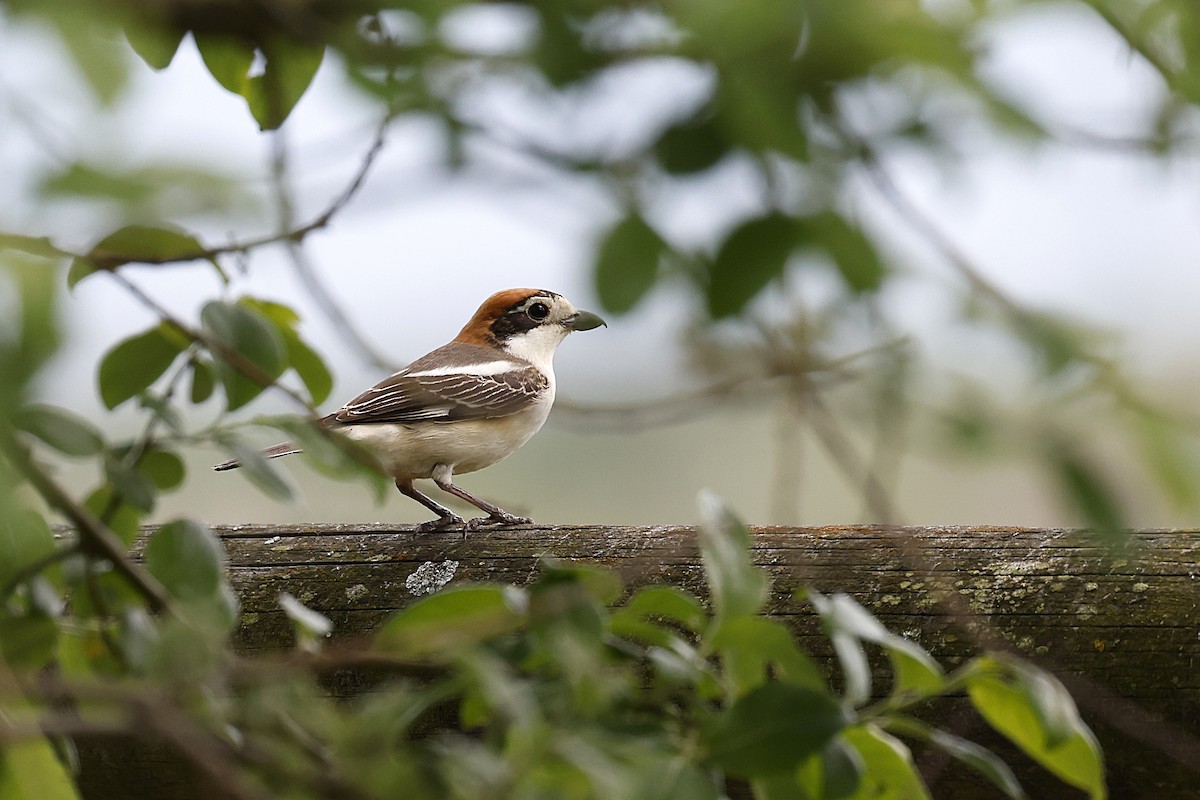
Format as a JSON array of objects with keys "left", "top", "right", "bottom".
[{"left": 214, "top": 288, "right": 606, "bottom": 531}]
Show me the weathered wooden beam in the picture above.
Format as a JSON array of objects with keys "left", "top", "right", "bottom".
[{"left": 79, "top": 525, "right": 1200, "bottom": 799}]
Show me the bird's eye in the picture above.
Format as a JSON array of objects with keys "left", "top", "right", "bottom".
[{"left": 527, "top": 302, "right": 550, "bottom": 321}]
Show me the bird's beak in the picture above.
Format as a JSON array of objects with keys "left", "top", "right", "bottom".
[{"left": 565, "top": 310, "right": 607, "bottom": 331}]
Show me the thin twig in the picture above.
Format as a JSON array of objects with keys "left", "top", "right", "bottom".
[{"left": 271, "top": 125, "right": 398, "bottom": 373}]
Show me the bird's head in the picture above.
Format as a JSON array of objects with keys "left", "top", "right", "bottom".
[{"left": 455, "top": 288, "right": 606, "bottom": 369}]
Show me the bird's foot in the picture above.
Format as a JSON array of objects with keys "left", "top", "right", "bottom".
[
  {"left": 415, "top": 514, "right": 466, "bottom": 533},
  {"left": 465, "top": 512, "right": 533, "bottom": 531}
]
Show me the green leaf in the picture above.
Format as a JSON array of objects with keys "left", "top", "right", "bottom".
[
  {"left": 925, "top": 728, "right": 1025, "bottom": 800},
  {"left": 282, "top": 331, "right": 333, "bottom": 405},
  {"left": 0, "top": 233, "right": 70, "bottom": 260},
  {"left": 143, "top": 519, "right": 225, "bottom": 603},
  {"left": 83, "top": 486, "right": 144, "bottom": 546},
  {"left": 705, "top": 682, "right": 846, "bottom": 778},
  {"left": 710, "top": 616, "right": 826, "bottom": 694},
  {"left": 139, "top": 447, "right": 185, "bottom": 491},
  {"left": 0, "top": 510, "right": 56, "bottom": 587},
  {"left": 966, "top": 656, "right": 1105, "bottom": 799},
  {"left": 620, "top": 585, "right": 707, "bottom": 633},
  {"left": 812, "top": 213, "right": 887, "bottom": 293},
  {"left": 97, "top": 323, "right": 188, "bottom": 409},
  {"left": 0, "top": 616, "right": 59, "bottom": 668},
  {"left": 12, "top": 404, "right": 104, "bottom": 456},
  {"left": 843, "top": 724, "right": 932, "bottom": 800},
  {"left": 696, "top": 491, "right": 769, "bottom": 623},
  {"left": 594, "top": 213, "right": 666, "bottom": 314},
  {"left": 69, "top": 224, "right": 206, "bottom": 286},
  {"left": 193, "top": 33, "right": 256, "bottom": 93},
  {"left": 656, "top": 112, "right": 729, "bottom": 174},
  {"left": 811, "top": 738, "right": 868, "bottom": 800},
  {"left": 237, "top": 297, "right": 333, "bottom": 405},
  {"left": 707, "top": 213, "right": 801, "bottom": 318},
  {"left": 245, "top": 39, "right": 325, "bottom": 130},
  {"left": 189, "top": 358, "right": 216, "bottom": 404},
  {"left": 0, "top": 727, "right": 83, "bottom": 800},
  {"left": 201, "top": 301, "right": 287, "bottom": 411},
  {"left": 218, "top": 437, "right": 295, "bottom": 502},
  {"left": 124, "top": 22, "right": 185, "bottom": 70},
  {"left": 375, "top": 586, "right": 528, "bottom": 659}
]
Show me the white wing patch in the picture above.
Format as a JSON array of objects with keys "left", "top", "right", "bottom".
[{"left": 404, "top": 360, "right": 525, "bottom": 378}]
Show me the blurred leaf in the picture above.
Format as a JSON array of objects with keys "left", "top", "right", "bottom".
[
  {"left": 816, "top": 738, "right": 864, "bottom": 800},
  {"left": 282, "top": 332, "right": 333, "bottom": 406},
  {"left": 201, "top": 300, "right": 287, "bottom": 411},
  {"left": 925, "top": 727, "right": 1025, "bottom": 799},
  {"left": 218, "top": 436, "right": 295, "bottom": 501},
  {"left": 0, "top": 234, "right": 69, "bottom": 260},
  {"left": 70, "top": 224, "right": 206, "bottom": 286},
  {"left": 97, "top": 323, "right": 188, "bottom": 409},
  {"left": 279, "top": 591, "right": 333, "bottom": 651},
  {"left": 375, "top": 585, "right": 527, "bottom": 659},
  {"left": 124, "top": 21, "right": 185, "bottom": 70},
  {"left": 843, "top": 724, "right": 932, "bottom": 800},
  {"left": 655, "top": 111, "right": 729, "bottom": 174},
  {"left": 0, "top": 724, "right": 82, "bottom": 800},
  {"left": 967, "top": 656, "right": 1105, "bottom": 799},
  {"left": 1047, "top": 443, "right": 1126, "bottom": 539},
  {"left": 143, "top": 519, "right": 224, "bottom": 603},
  {"left": 105, "top": 458, "right": 158, "bottom": 512},
  {"left": 805, "top": 591, "right": 867, "bottom": 706},
  {"left": 812, "top": 213, "right": 887, "bottom": 293},
  {"left": 704, "top": 682, "right": 845, "bottom": 778},
  {"left": 696, "top": 490, "right": 769, "bottom": 623},
  {"left": 1136, "top": 414, "right": 1200, "bottom": 508},
  {"left": 710, "top": 616, "right": 826, "bottom": 694},
  {"left": 139, "top": 447, "right": 185, "bottom": 491},
  {"left": 620, "top": 585, "right": 707, "bottom": 634},
  {"left": 259, "top": 416, "right": 389, "bottom": 500},
  {"left": 12, "top": 404, "right": 104, "bottom": 456},
  {"left": 193, "top": 33, "right": 255, "bottom": 93},
  {"left": 594, "top": 213, "right": 665, "bottom": 314},
  {"left": 189, "top": 358, "right": 216, "bottom": 404},
  {"left": 83, "top": 486, "right": 143, "bottom": 545},
  {"left": 806, "top": 590, "right": 943, "bottom": 701},
  {"left": 239, "top": 297, "right": 333, "bottom": 405},
  {"left": 0, "top": 510, "right": 56, "bottom": 587},
  {"left": 707, "top": 213, "right": 801, "bottom": 318},
  {"left": 245, "top": 39, "right": 325, "bottom": 130},
  {"left": 45, "top": 7, "right": 129, "bottom": 104},
  {"left": 0, "top": 616, "right": 59, "bottom": 668}
]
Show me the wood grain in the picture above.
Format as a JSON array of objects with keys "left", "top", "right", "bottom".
[{"left": 78, "top": 524, "right": 1200, "bottom": 800}]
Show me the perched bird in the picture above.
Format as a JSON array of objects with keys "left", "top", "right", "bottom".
[{"left": 214, "top": 288, "right": 605, "bottom": 531}]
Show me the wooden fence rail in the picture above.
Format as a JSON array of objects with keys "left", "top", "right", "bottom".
[{"left": 78, "top": 524, "right": 1200, "bottom": 799}]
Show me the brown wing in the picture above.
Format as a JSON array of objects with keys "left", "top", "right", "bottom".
[{"left": 328, "top": 343, "right": 549, "bottom": 426}]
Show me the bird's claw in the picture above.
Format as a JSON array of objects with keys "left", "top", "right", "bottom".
[
  {"left": 415, "top": 514, "right": 466, "bottom": 533},
  {"left": 465, "top": 513, "right": 533, "bottom": 531}
]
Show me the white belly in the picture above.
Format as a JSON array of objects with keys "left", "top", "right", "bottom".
[{"left": 340, "top": 395, "right": 553, "bottom": 479}]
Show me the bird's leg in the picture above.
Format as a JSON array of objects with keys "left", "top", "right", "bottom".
[
  {"left": 395, "top": 477, "right": 464, "bottom": 532},
  {"left": 431, "top": 464, "right": 532, "bottom": 531}
]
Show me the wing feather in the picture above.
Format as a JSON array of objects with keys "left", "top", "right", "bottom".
[{"left": 329, "top": 342, "right": 549, "bottom": 426}]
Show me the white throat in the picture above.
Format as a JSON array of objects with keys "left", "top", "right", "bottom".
[{"left": 502, "top": 325, "right": 568, "bottom": 379}]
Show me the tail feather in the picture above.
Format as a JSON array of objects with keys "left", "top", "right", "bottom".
[{"left": 212, "top": 442, "right": 301, "bottom": 471}]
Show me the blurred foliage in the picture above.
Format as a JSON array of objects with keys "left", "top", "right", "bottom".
[{"left": 3, "top": 0, "right": 1200, "bottom": 796}]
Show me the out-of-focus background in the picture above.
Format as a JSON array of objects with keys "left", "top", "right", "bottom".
[{"left": 4, "top": 0, "right": 1200, "bottom": 529}]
